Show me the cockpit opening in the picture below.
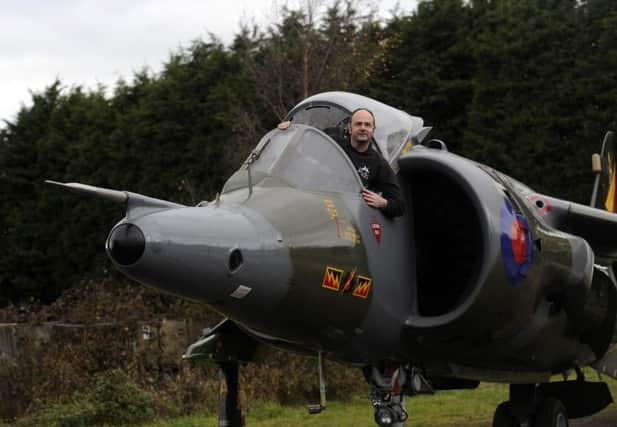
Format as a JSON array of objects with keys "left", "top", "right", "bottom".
[
  {"left": 285, "top": 91, "right": 424, "bottom": 164},
  {"left": 222, "top": 92, "right": 426, "bottom": 197}
]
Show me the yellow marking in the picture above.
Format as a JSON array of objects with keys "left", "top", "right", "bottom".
[
  {"left": 322, "top": 266, "right": 344, "bottom": 291},
  {"left": 352, "top": 276, "right": 372, "bottom": 299},
  {"left": 324, "top": 199, "right": 338, "bottom": 220},
  {"left": 606, "top": 156, "right": 617, "bottom": 212},
  {"left": 401, "top": 140, "right": 413, "bottom": 155},
  {"left": 343, "top": 224, "right": 361, "bottom": 245}
]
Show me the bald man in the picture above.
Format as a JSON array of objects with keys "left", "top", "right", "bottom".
[
  {"left": 339, "top": 108, "right": 405, "bottom": 217},
  {"left": 278, "top": 108, "right": 405, "bottom": 217}
]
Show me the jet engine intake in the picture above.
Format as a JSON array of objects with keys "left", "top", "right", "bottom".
[
  {"left": 399, "top": 148, "right": 600, "bottom": 348},
  {"left": 399, "top": 149, "right": 488, "bottom": 319}
]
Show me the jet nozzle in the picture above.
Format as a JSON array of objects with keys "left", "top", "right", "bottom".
[{"left": 107, "top": 223, "right": 145, "bottom": 266}]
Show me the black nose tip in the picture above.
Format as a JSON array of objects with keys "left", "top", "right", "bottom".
[{"left": 107, "top": 223, "right": 145, "bottom": 266}]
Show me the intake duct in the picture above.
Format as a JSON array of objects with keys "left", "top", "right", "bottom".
[
  {"left": 399, "top": 147, "right": 612, "bottom": 369},
  {"left": 399, "top": 147, "right": 596, "bottom": 332},
  {"left": 399, "top": 149, "right": 487, "bottom": 318}
]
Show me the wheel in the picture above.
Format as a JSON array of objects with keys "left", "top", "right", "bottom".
[
  {"left": 410, "top": 371, "right": 423, "bottom": 394},
  {"left": 493, "top": 401, "right": 520, "bottom": 427},
  {"left": 534, "top": 398, "right": 568, "bottom": 427}
]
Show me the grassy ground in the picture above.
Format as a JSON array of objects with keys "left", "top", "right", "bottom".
[
  {"left": 2, "top": 372, "right": 614, "bottom": 426},
  {"left": 145, "top": 374, "right": 617, "bottom": 427},
  {"left": 145, "top": 383, "right": 509, "bottom": 427}
]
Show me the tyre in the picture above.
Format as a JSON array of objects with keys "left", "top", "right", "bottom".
[
  {"left": 534, "top": 398, "right": 568, "bottom": 427},
  {"left": 493, "top": 401, "right": 520, "bottom": 427},
  {"left": 410, "top": 371, "right": 423, "bottom": 394}
]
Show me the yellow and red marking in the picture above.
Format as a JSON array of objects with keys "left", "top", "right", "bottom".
[
  {"left": 340, "top": 267, "right": 357, "bottom": 294},
  {"left": 352, "top": 275, "right": 372, "bottom": 299},
  {"left": 322, "top": 266, "right": 344, "bottom": 291}
]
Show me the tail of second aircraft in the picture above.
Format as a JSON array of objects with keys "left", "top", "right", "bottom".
[{"left": 591, "top": 131, "right": 617, "bottom": 211}]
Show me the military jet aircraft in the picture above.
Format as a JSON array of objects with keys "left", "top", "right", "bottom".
[{"left": 47, "top": 92, "right": 617, "bottom": 427}]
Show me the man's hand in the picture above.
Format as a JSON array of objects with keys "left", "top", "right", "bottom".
[
  {"left": 362, "top": 188, "right": 387, "bottom": 209},
  {"left": 278, "top": 121, "right": 291, "bottom": 130}
]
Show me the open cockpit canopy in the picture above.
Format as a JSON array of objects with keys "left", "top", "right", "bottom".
[
  {"left": 222, "top": 92, "right": 426, "bottom": 195},
  {"left": 284, "top": 91, "right": 425, "bottom": 164}
]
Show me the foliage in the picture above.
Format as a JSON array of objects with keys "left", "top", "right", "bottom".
[
  {"left": 14, "top": 370, "right": 155, "bottom": 427},
  {"left": 0, "top": 41, "right": 259, "bottom": 304},
  {"left": 366, "top": 0, "right": 475, "bottom": 152},
  {"left": 0, "top": 280, "right": 363, "bottom": 422},
  {"left": 240, "top": 1, "right": 385, "bottom": 120}
]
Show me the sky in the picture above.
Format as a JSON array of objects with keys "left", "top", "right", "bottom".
[{"left": 0, "top": 0, "right": 417, "bottom": 127}]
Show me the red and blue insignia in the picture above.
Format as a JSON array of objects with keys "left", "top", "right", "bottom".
[{"left": 500, "top": 199, "right": 533, "bottom": 285}]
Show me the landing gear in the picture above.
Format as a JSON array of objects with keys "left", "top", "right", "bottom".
[
  {"left": 492, "top": 367, "right": 615, "bottom": 426},
  {"left": 493, "top": 363, "right": 616, "bottom": 426},
  {"left": 218, "top": 362, "right": 244, "bottom": 427},
  {"left": 369, "top": 364, "right": 409, "bottom": 427},
  {"left": 492, "top": 395, "right": 568, "bottom": 427},
  {"left": 492, "top": 402, "right": 519, "bottom": 427},
  {"left": 534, "top": 398, "right": 568, "bottom": 427},
  {"left": 492, "top": 396, "right": 569, "bottom": 427}
]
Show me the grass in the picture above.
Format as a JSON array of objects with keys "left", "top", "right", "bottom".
[
  {"left": 145, "top": 383, "right": 510, "bottom": 427},
  {"left": 145, "top": 373, "right": 617, "bottom": 427},
  {"left": 3, "top": 370, "right": 615, "bottom": 426}
]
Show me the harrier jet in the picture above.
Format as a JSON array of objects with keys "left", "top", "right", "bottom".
[{"left": 48, "top": 92, "right": 617, "bottom": 427}]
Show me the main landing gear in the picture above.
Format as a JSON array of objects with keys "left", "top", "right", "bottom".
[
  {"left": 493, "top": 384, "right": 569, "bottom": 427},
  {"left": 493, "top": 370, "right": 613, "bottom": 427},
  {"left": 369, "top": 364, "right": 409, "bottom": 427},
  {"left": 366, "top": 364, "right": 433, "bottom": 427},
  {"left": 493, "top": 397, "right": 568, "bottom": 427}
]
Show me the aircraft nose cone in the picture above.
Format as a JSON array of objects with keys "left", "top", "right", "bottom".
[{"left": 107, "top": 223, "right": 145, "bottom": 266}]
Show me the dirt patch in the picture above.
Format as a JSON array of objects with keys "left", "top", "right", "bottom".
[{"left": 571, "top": 406, "right": 617, "bottom": 426}]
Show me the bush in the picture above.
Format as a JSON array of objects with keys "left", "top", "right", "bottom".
[
  {"left": 90, "top": 370, "right": 155, "bottom": 425},
  {"left": 15, "top": 399, "right": 95, "bottom": 427},
  {"left": 15, "top": 370, "right": 155, "bottom": 427}
]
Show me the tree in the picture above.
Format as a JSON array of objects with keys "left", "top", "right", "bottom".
[
  {"left": 465, "top": 0, "right": 592, "bottom": 201},
  {"left": 366, "top": 0, "right": 475, "bottom": 152},
  {"left": 241, "top": 0, "right": 384, "bottom": 120}
]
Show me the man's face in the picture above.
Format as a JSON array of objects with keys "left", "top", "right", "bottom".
[{"left": 349, "top": 110, "right": 375, "bottom": 146}]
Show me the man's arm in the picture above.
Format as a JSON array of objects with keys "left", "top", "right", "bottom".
[{"left": 372, "top": 161, "right": 405, "bottom": 218}]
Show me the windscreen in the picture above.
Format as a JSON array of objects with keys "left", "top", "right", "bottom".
[
  {"left": 222, "top": 125, "right": 360, "bottom": 194},
  {"left": 275, "top": 127, "right": 360, "bottom": 193}
]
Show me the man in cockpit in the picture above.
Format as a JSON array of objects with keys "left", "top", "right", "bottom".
[
  {"left": 340, "top": 108, "right": 405, "bottom": 217},
  {"left": 279, "top": 108, "right": 405, "bottom": 218}
]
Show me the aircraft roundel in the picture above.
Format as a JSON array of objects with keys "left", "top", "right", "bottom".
[{"left": 500, "top": 199, "right": 533, "bottom": 285}]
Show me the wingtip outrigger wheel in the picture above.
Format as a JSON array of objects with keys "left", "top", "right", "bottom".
[{"left": 307, "top": 351, "right": 327, "bottom": 415}]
